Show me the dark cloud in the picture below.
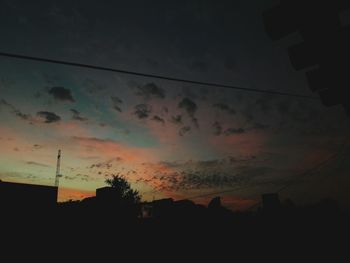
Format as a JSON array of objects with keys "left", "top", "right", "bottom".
[
  {"left": 177, "top": 172, "right": 243, "bottom": 189},
  {"left": 26, "top": 161, "right": 50, "bottom": 167},
  {"left": 192, "top": 117, "right": 199, "bottom": 129},
  {"left": 241, "top": 107, "right": 255, "bottom": 123},
  {"left": 213, "top": 103, "right": 236, "bottom": 115},
  {"left": 63, "top": 175, "right": 76, "bottom": 180},
  {"left": 251, "top": 123, "right": 269, "bottom": 130},
  {"left": 179, "top": 126, "right": 191, "bottom": 136},
  {"left": 224, "top": 128, "right": 245, "bottom": 135},
  {"left": 140, "top": 157, "right": 276, "bottom": 191},
  {"left": 181, "top": 87, "right": 200, "bottom": 101},
  {"left": 33, "top": 144, "right": 43, "bottom": 150},
  {"left": 37, "top": 111, "right": 61, "bottom": 123},
  {"left": 48, "top": 87, "right": 75, "bottom": 102},
  {"left": 111, "top": 96, "right": 123, "bottom": 112},
  {"left": 273, "top": 99, "right": 326, "bottom": 130},
  {"left": 134, "top": 104, "right": 152, "bottom": 119},
  {"left": 0, "top": 99, "right": 8, "bottom": 109},
  {"left": 136, "top": 83, "right": 165, "bottom": 99},
  {"left": 72, "top": 136, "right": 117, "bottom": 144},
  {"left": 171, "top": 115, "right": 183, "bottom": 125},
  {"left": 13, "top": 110, "right": 31, "bottom": 121},
  {"left": 89, "top": 157, "right": 123, "bottom": 170},
  {"left": 25, "top": 175, "right": 38, "bottom": 180},
  {"left": 0, "top": 99, "right": 32, "bottom": 121},
  {"left": 162, "top": 106, "right": 169, "bottom": 114},
  {"left": 212, "top": 121, "right": 223, "bottom": 136},
  {"left": 152, "top": 115, "right": 165, "bottom": 125},
  {"left": 76, "top": 174, "right": 93, "bottom": 182},
  {"left": 70, "top": 109, "right": 88, "bottom": 121},
  {"left": 178, "top": 98, "right": 197, "bottom": 116},
  {"left": 255, "top": 96, "right": 273, "bottom": 113},
  {"left": 64, "top": 174, "right": 94, "bottom": 182},
  {"left": 178, "top": 98, "right": 199, "bottom": 127}
]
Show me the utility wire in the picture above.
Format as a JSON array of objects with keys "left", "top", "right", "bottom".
[
  {"left": 142, "top": 143, "right": 346, "bottom": 209},
  {"left": 185, "top": 153, "right": 337, "bottom": 200},
  {"left": 277, "top": 139, "right": 349, "bottom": 193},
  {"left": 276, "top": 154, "right": 339, "bottom": 193},
  {"left": 0, "top": 51, "right": 319, "bottom": 99},
  {"left": 186, "top": 181, "right": 276, "bottom": 201},
  {"left": 183, "top": 148, "right": 343, "bottom": 210}
]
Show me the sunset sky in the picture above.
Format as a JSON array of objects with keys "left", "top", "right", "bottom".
[{"left": 1, "top": 0, "right": 349, "bottom": 210}]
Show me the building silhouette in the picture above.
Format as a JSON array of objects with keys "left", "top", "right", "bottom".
[
  {"left": 96, "top": 186, "right": 120, "bottom": 203},
  {"left": 0, "top": 181, "right": 58, "bottom": 211},
  {"left": 263, "top": 0, "right": 350, "bottom": 115},
  {"left": 262, "top": 193, "right": 281, "bottom": 212}
]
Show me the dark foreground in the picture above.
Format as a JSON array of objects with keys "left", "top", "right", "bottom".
[{"left": 1, "top": 200, "right": 349, "bottom": 261}]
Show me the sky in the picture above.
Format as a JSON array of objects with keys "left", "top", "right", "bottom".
[{"left": 0, "top": 0, "right": 349, "bottom": 210}]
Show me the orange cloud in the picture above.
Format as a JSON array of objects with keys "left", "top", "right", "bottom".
[
  {"left": 54, "top": 121, "right": 92, "bottom": 138},
  {"left": 71, "top": 136, "right": 156, "bottom": 163},
  {"left": 58, "top": 186, "right": 95, "bottom": 202},
  {"left": 209, "top": 130, "right": 270, "bottom": 156},
  {"left": 0, "top": 126, "right": 35, "bottom": 157}
]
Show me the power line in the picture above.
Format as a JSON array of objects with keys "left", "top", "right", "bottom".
[
  {"left": 186, "top": 181, "right": 275, "bottom": 201},
  {"left": 276, "top": 154, "right": 339, "bottom": 194},
  {"left": 141, "top": 150, "right": 340, "bottom": 210},
  {"left": 228, "top": 148, "right": 342, "bottom": 210},
  {"left": 183, "top": 147, "right": 345, "bottom": 210},
  {"left": 142, "top": 142, "right": 348, "bottom": 209},
  {"left": 0, "top": 51, "right": 319, "bottom": 99},
  {"left": 277, "top": 139, "right": 349, "bottom": 193},
  {"left": 186, "top": 152, "right": 337, "bottom": 200}
]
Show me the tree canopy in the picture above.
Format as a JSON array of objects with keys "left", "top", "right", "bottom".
[{"left": 105, "top": 174, "right": 141, "bottom": 205}]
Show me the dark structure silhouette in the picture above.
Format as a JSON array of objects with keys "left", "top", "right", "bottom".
[
  {"left": 0, "top": 181, "right": 57, "bottom": 211},
  {"left": 263, "top": 0, "right": 350, "bottom": 115},
  {"left": 56, "top": 175, "right": 142, "bottom": 221},
  {"left": 207, "top": 196, "right": 221, "bottom": 209},
  {"left": 96, "top": 186, "right": 120, "bottom": 201},
  {"left": 262, "top": 193, "right": 281, "bottom": 213},
  {"left": 1, "top": 179, "right": 348, "bottom": 258}
]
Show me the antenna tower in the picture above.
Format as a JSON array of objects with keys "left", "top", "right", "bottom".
[{"left": 55, "top": 149, "right": 62, "bottom": 187}]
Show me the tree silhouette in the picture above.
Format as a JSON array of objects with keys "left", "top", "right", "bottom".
[{"left": 105, "top": 174, "right": 141, "bottom": 205}]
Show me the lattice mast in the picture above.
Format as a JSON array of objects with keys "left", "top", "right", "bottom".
[{"left": 55, "top": 149, "right": 61, "bottom": 187}]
